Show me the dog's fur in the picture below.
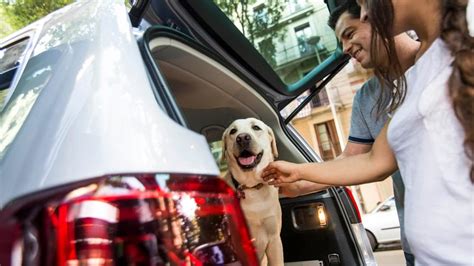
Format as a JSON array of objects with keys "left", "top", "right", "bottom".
[{"left": 222, "top": 118, "right": 283, "bottom": 266}]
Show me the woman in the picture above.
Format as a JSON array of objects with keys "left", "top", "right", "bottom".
[{"left": 262, "top": 0, "right": 473, "bottom": 264}]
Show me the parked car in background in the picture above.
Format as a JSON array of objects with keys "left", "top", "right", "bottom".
[
  {"left": 362, "top": 196, "right": 401, "bottom": 250},
  {"left": 0, "top": 0, "right": 376, "bottom": 265}
]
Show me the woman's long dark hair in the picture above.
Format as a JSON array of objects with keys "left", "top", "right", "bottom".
[
  {"left": 366, "top": 0, "right": 474, "bottom": 181},
  {"left": 365, "top": 0, "right": 407, "bottom": 117},
  {"left": 441, "top": 0, "right": 474, "bottom": 180}
]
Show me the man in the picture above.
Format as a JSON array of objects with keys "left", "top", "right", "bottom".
[{"left": 278, "top": 1, "right": 419, "bottom": 265}]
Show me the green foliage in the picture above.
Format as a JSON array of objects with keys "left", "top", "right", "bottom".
[
  {"left": 215, "top": 0, "right": 285, "bottom": 67},
  {"left": 215, "top": 0, "right": 255, "bottom": 38},
  {"left": 1, "top": 0, "right": 73, "bottom": 35},
  {"left": 0, "top": 7, "right": 13, "bottom": 38}
]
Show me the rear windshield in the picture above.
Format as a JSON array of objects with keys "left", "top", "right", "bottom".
[{"left": 213, "top": 0, "right": 337, "bottom": 85}]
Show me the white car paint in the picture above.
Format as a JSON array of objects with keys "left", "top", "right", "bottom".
[
  {"left": 362, "top": 196, "right": 401, "bottom": 246},
  {"left": 0, "top": 0, "right": 219, "bottom": 208}
]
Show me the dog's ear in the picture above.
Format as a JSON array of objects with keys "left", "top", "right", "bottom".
[
  {"left": 220, "top": 128, "right": 228, "bottom": 164},
  {"left": 267, "top": 125, "right": 278, "bottom": 159},
  {"left": 222, "top": 171, "right": 235, "bottom": 189}
]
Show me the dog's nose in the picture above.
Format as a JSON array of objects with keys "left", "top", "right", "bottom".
[{"left": 236, "top": 133, "right": 251, "bottom": 147}]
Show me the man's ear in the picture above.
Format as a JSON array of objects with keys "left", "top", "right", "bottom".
[{"left": 267, "top": 126, "right": 278, "bottom": 159}]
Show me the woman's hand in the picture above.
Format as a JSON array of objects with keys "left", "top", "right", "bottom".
[{"left": 262, "top": 161, "right": 301, "bottom": 185}]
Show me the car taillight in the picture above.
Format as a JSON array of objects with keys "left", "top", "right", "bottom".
[
  {"left": 341, "top": 188, "right": 377, "bottom": 265},
  {"left": 343, "top": 187, "right": 362, "bottom": 223},
  {"left": 0, "top": 174, "right": 258, "bottom": 266}
]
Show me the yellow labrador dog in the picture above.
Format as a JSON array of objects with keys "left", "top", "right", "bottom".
[{"left": 222, "top": 118, "right": 283, "bottom": 266}]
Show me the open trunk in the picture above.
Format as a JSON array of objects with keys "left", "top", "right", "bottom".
[{"left": 139, "top": 28, "right": 374, "bottom": 265}]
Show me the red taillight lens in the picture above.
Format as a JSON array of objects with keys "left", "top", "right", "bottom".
[
  {"left": 1, "top": 174, "right": 258, "bottom": 266},
  {"left": 344, "top": 187, "right": 362, "bottom": 223}
]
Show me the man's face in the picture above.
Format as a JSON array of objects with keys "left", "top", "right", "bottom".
[{"left": 335, "top": 12, "right": 373, "bottom": 68}]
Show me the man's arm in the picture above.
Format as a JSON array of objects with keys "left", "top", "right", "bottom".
[{"left": 338, "top": 141, "right": 372, "bottom": 159}]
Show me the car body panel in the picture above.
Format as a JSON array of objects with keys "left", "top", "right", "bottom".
[
  {"left": 362, "top": 196, "right": 401, "bottom": 245},
  {"left": 0, "top": 0, "right": 219, "bottom": 208}
]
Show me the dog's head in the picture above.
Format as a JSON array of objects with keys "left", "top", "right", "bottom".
[{"left": 222, "top": 118, "right": 278, "bottom": 179}]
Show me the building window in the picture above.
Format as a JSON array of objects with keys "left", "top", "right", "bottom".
[
  {"left": 294, "top": 23, "right": 312, "bottom": 55},
  {"left": 314, "top": 120, "right": 341, "bottom": 161},
  {"left": 310, "top": 88, "right": 330, "bottom": 108},
  {"left": 287, "top": 0, "right": 309, "bottom": 13},
  {"left": 254, "top": 4, "right": 268, "bottom": 26}
]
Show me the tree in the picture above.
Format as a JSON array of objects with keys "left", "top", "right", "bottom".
[
  {"left": 215, "top": 0, "right": 285, "bottom": 67},
  {"left": 0, "top": 7, "right": 13, "bottom": 38},
  {"left": 1, "top": 0, "right": 73, "bottom": 34}
]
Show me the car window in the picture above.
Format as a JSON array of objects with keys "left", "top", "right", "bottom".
[
  {"left": 0, "top": 38, "right": 30, "bottom": 111},
  {"left": 383, "top": 198, "right": 395, "bottom": 209},
  {"left": 0, "top": 44, "right": 62, "bottom": 160},
  {"left": 209, "top": 140, "right": 228, "bottom": 175},
  {"left": 213, "top": 0, "right": 338, "bottom": 85},
  {"left": 369, "top": 197, "right": 395, "bottom": 213}
]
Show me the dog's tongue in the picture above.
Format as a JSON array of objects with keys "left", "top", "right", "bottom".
[{"left": 238, "top": 156, "right": 256, "bottom": 166}]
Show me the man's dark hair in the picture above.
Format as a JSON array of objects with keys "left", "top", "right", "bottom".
[{"left": 327, "top": 0, "right": 361, "bottom": 30}]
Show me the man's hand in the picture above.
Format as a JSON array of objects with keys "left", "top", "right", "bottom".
[{"left": 262, "top": 160, "right": 301, "bottom": 185}]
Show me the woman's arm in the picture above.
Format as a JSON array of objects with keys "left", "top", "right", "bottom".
[
  {"left": 262, "top": 123, "right": 398, "bottom": 186},
  {"left": 278, "top": 140, "right": 373, "bottom": 197},
  {"left": 279, "top": 180, "right": 331, "bottom": 197}
]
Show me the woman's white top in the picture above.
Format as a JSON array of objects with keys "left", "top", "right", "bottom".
[
  {"left": 468, "top": 0, "right": 474, "bottom": 36},
  {"left": 387, "top": 38, "right": 473, "bottom": 265}
]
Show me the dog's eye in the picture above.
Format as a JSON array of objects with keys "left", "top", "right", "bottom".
[
  {"left": 252, "top": 125, "right": 262, "bottom": 131},
  {"left": 229, "top": 128, "right": 237, "bottom": 135}
]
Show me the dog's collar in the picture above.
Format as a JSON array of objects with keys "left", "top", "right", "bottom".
[
  {"left": 230, "top": 172, "right": 264, "bottom": 191},
  {"left": 238, "top": 183, "right": 264, "bottom": 191},
  {"left": 230, "top": 173, "right": 240, "bottom": 189}
]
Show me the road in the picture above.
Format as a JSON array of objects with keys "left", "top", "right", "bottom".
[{"left": 374, "top": 248, "right": 405, "bottom": 265}]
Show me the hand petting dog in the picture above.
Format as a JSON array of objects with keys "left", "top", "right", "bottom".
[{"left": 262, "top": 160, "right": 301, "bottom": 186}]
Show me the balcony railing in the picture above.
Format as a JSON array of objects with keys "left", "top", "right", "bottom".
[
  {"left": 275, "top": 43, "right": 310, "bottom": 65},
  {"left": 311, "top": 89, "right": 330, "bottom": 108},
  {"left": 275, "top": 38, "right": 331, "bottom": 67}
]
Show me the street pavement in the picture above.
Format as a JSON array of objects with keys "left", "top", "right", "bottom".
[{"left": 374, "top": 247, "right": 405, "bottom": 265}]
